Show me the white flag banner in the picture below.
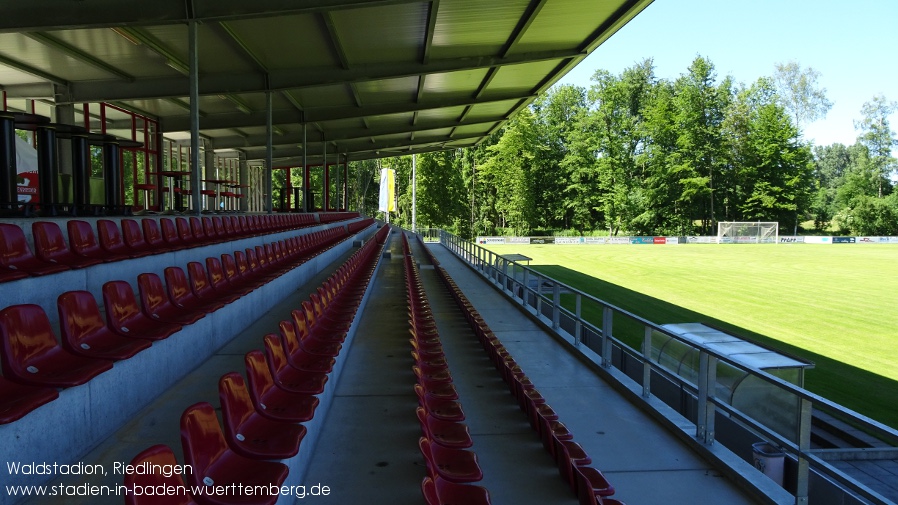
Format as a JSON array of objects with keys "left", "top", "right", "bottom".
[{"left": 378, "top": 168, "right": 395, "bottom": 212}]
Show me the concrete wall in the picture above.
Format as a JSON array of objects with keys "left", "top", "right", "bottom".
[{"left": 0, "top": 221, "right": 375, "bottom": 504}]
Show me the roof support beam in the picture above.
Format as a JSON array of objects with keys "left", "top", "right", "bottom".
[
  {"left": 24, "top": 32, "right": 135, "bottom": 81},
  {"left": 241, "top": 131, "right": 484, "bottom": 160},
  {"left": 160, "top": 91, "right": 529, "bottom": 131},
  {"left": 64, "top": 49, "right": 582, "bottom": 103},
  {"left": 213, "top": 118, "right": 500, "bottom": 149},
  {"left": 0, "top": 53, "right": 68, "bottom": 86},
  {"left": 0, "top": 0, "right": 425, "bottom": 33}
]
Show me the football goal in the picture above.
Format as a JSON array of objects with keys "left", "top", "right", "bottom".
[{"left": 716, "top": 221, "right": 779, "bottom": 244}]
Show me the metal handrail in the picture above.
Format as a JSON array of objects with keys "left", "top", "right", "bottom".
[{"left": 437, "top": 229, "right": 898, "bottom": 505}]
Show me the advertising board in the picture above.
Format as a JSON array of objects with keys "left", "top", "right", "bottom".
[
  {"left": 477, "top": 237, "right": 505, "bottom": 244},
  {"left": 529, "top": 237, "right": 555, "bottom": 245},
  {"left": 631, "top": 237, "right": 655, "bottom": 245},
  {"left": 554, "top": 237, "right": 583, "bottom": 244},
  {"left": 803, "top": 236, "right": 832, "bottom": 244},
  {"left": 832, "top": 237, "right": 856, "bottom": 244}
]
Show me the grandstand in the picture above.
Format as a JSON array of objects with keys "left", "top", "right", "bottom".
[{"left": 1, "top": 2, "right": 895, "bottom": 505}]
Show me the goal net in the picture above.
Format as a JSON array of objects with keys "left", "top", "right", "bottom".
[{"left": 716, "top": 221, "right": 779, "bottom": 244}]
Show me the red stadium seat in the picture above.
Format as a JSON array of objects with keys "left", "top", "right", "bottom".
[
  {"left": 187, "top": 262, "right": 241, "bottom": 304},
  {"left": 67, "top": 220, "right": 128, "bottom": 263},
  {"left": 421, "top": 476, "right": 491, "bottom": 505},
  {"left": 103, "top": 281, "right": 182, "bottom": 340},
  {"left": 137, "top": 272, "right": 206, "bottom": 325},
  {"left": 275, "top": 324, "right": 336, "bottom": 373},
  {"left": 262, "top": 334, "right": 328, "bottom": 395},
  {"left": 0, "top": 223, "right": 70, "bottom": 275},
  {"left": 180, "top": 402, "right": 288, "bottom": 505},
  {"left": 32, "top": 221, "right": 102, "bottom": 268},
  {"left": 164, "top": 267, "right": 225, "bottom": 314},
  {"left": 124, "top": 445, "right": 198, "bottom": 505},
  {"left": 243, "top": 350, "right": 319, "bottom": 423},
  {"left": 120, "top": 219, "right": 156, "bottom": 256},
  {"left": 0, "top": 376, "right": 58, "bottom": 425},
  {"left": 97, "top": 219, "right": 151, "bottom": 258},
  {"left": 0, "top": 304, "right": 113, "bottom": 387},
  {"left": 57, "top": 291, "right": 153, "bottom": 360},
  {"left": 218, "top": 372, "right": 305, "bottom": 460},
  {"left": 418, "top": 437, "right": 483, "bottom": 483},
  {"left": 416, "top": 406, "right": 472, "bottom": 448}
]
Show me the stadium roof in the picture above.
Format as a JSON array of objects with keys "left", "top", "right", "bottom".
[{"left": 0, "top": 0, "right": 653, "bottom": 166}]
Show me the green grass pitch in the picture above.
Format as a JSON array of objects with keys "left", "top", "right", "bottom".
[{"left": 483, "top": 243, "right": 898, "bottom": 429}]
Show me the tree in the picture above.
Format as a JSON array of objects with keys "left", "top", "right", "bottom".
[
  {"left": 854, "top": 94, "right": 897, "bottom": 198},
  {"left": 478, "top": 108, "right": 540, "bottom": 234},
  {"left": 672, "top": 56, "right": 731, "bottom": 233},
  {"left": 772, "top": 61, "right": 833, "bottom": 131}
]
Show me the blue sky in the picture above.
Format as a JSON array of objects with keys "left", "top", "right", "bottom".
[{"left": 556, "top": 0, "right": 898, "bottom": 148}]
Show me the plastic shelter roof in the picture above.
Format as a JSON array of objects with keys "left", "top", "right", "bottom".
[
  {"left": 0, "top": 0, "right": 653, "bottom": 166},
  {"left": 661, "top": 323, "right": 815, "bottom": 371}
]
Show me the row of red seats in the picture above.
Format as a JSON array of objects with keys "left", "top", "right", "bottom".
[
  {"left": 0, "top": 226, "right": 357, "bottom": 425},
  {"left": 123, "top": 224, "right": 389, "bottom": 505},
  {"left": 420, "top": 235, "right": 624, "bottom": 505},
  {"left": 401, "top": 233, "right": 492, "bottom": 505},
  {"left": 319, "top": 211, "right": 360, "bottom": 224},
  {"left": 346, "top": 217, "right": 376, "bottom": 235},
  {"left": 0, "top": 213, "right": 358, "bottom": 281}
]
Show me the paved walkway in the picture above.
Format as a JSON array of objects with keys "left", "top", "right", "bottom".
[
  {"left": 303, "top": 234, "right": 760, "bottom": 504},
  {"left": 424, "top": 241, "right": 760, "bottom": 505}
]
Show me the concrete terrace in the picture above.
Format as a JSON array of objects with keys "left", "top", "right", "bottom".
[{"left": 9, "top": 227, "right": 768, "bottom": 505}]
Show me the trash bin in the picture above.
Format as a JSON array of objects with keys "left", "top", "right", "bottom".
[{"left": 752, "top": 442, "right": 785, "bottom": 486}]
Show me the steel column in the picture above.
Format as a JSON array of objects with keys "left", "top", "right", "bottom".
[{"left": 188, "top": 20, "right": 202, "bottom": 216}]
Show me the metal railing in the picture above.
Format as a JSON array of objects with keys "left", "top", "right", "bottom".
[{"left": 438, "top": 230, "right": 898, "bottom": 505}]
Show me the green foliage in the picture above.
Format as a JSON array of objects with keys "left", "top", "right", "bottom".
[{"left": 362, "top": 58, "right": 894, "bottom": 237}]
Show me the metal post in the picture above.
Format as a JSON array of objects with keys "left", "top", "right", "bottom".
[
  {"left": 36, "top": 126, "right": 58, "bottom": 211},
  {"left": 795, "top": 398, "right": 812, "bottom": 504},
  {"left": 102, "top": 141, "right": 121, "bottom": 211},
  {"left": 601, "top": 306, "right": 613, "bottom": 368},
  {"left": 642, "top": 325, "right": 652, "bottom": 397},
  {"left": 696, "top": 351, "right": 717, "bottom": 444},
  {"left": 412, "top": 153, "right": 416, "bottom": 232},
  {"left": 522, "top": 268, "right": 529, "bottom": 304},
  {"left": 265, "top": 91, "right": 273, "bottom": 214},
  {"left": 188, "top": 20, "right": 202, "bottom": 216},
  {"left": 71, "top": 132, "right": 90, "bottom": 210},
  {"left": 574, "top": 294, "right": 582, "bottom": 347},
  {"left": 302, "top": 121, "right": 308, "bottom": 212},
  {"left": 322, "top": 138, "right": 327, "bottom": 212},
  {"left": 552, "top": 282, "right": 561, "bottom": 330},
  {"left": 0, "top": 114, "right": 18, "bottom": 207},
  {"left": 502, "top": 259, "right": 509, "bottom": 292},
  {"left": 535, "top": 274, "right": 542, "bottom": 314}
]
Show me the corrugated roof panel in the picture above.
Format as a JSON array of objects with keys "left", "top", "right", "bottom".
[
  {"left": 452, "top": 123, "right": 498, "bottom": 137},
  {"left": 44, "top": 28, "right": 182, "bottom": 79},
  {"left": 414, "top": 106, "right": 467, "bottom": 123},
  {"left": 364, "top": 113, "right": 417, "bottom": 129},
  {"left": 421, "top": 69, "right": 489, "bottom": 101},
  {"left": 484, "top": 60, "right": 562, "bottom": 94},
  {"left": 513, "top": 0, "right": 627, "bottom": 53},
  {"left": 429, "top": 0, "right": 531, "bottom": 59},
  {"left": 463, "top": 100, "right": 524, "bottom": 122},
  {"left": 115, "top": 99, "right": 193, "bottom": 118},
  {"left": 0, "top": 33, "right": 112, "bottom": 81},
  {"left": 355, "top": 76, "right": 419, "bottom": 105},
  {"left": 295, "top": 84, "right": 356, "bottom": 109},
  {"left": 221, "top": 14, "right": 338, "bottom": 70},
  {"left": 331, "top": 3, "right": 428, "bottom": 65}
]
